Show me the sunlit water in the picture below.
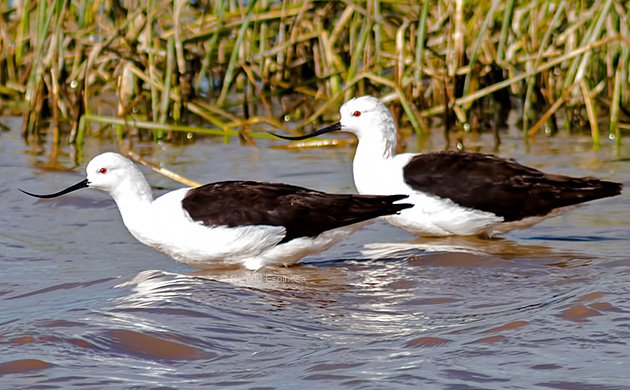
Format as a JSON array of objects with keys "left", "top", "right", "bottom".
[{"left": 1, "top": 117, "right": 629, "bottom": 388}]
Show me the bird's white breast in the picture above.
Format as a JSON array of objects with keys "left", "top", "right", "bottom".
[
  {"left": 352, "top": 153, "right": 502, "bottom": 236},
  {"left": 122, "top": 188, "right": 286, "bottom": 267}
]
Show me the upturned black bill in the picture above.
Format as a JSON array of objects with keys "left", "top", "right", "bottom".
[
  {"left": 20, "top": 179, "right": 89, "bottom": 199},
  {"left": 270, "top": 122, "right": 342, "bottom": 141}
]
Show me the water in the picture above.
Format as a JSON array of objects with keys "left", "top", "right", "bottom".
[{"left": 1, "top": 118, "right": 630, "bottom": 388}]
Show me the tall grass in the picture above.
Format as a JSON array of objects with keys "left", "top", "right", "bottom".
[{"left": 0, "top": 0, "right": 628, "bottom": 147}]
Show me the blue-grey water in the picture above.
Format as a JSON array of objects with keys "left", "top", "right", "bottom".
[{"left": 1, "top": 117, "right": 629, "bottom": 389}]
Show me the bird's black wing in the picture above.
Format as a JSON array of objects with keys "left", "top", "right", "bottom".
[
  {"left": 182, "top": 181, "right": 411, "bottom": 243},
  {"left": 402, "top": 151, "right": 621, "bottom": 221}
]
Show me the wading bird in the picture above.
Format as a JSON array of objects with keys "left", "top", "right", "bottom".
[
  {"left": 22, "top": 152, "right": 412, "bottom": 270},
  {"left": 272, "top": 96, "right": 622, "bottom": 237}
]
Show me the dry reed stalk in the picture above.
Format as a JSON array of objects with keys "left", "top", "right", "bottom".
[{"left": 127, "top": 150, "right": 201, "bottom": 187}]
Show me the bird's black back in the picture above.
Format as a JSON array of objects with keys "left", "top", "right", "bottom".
[
  {"left": 182, "top": 181, "right": 411, "bottom": 243},
  {"left": 402, "top": 151, "right": 622, "bottom": 222}
]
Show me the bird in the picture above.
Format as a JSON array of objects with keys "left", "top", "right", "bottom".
[
  {"left": 21, "top": 152, "right": 413, "bottom": 270},
  {"left": 271, "top": 95, "right": 623, "bottom": 237}
]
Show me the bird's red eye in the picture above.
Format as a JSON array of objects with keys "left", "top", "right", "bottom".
[
  {"left": 99, "top": 167, "right": 107, "bottom": 174},
  {"left": 352, "top": 111, "right": 361, "bottom": 117}
]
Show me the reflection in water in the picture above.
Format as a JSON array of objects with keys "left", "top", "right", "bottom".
[
  {"left": 100, "top": 329, "right": 212, "bottom": 361},
  {"left": 360, "top": 234, "right": 592, "bottom": 267},
  {"left": 111, "top": 243, "right": 586, "bottom": 345},
  {"left": 1, "top": 122, "right": 629, "bottom": 387},
  {"left": 94, "top": 252, "right": 629, "bottom": 387},
  {"left": 118, "top": 266, "right": 353, "bottom": 295},
  {"left": 0, "top": 359, "right": 53, "bottom": 376},
  {"left": 3, "top": 230, "right": 629, "bottom": 388}
]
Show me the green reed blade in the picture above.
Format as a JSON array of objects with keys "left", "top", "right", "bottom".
[
  {"left": 160, "top": 37, "right": 175, "bottom": 125},
  {"left": 580, "top": 79, "right": 600, "bottom": 146},
  {"left": 609, "top": 60, "right": 622, "bottom": 147},
  {"left": 217, "top": 0, "right": 259, "bottom": 106},
  {"left": 497, "top": 0, "right": 515, "bottom": 63},
  {"left": 413, "top": 0, "right": 430, "bottom": 90},
  {"left": 195, "top": 0, "right": 225, "bottom": 93},
  {"left": 462, "top": 0, "right": 501, "bottom": 103}
]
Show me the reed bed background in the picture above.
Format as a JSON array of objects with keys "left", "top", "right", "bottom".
[{"left": 0, "top": 0, "right": 628, "bottom": 149}]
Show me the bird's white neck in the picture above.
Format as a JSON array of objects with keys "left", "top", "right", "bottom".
[
  {"left": 351, "top": 121, "right": 398, "bottom": 194},
  {"left": 107, "top": 171, "right": 155, "bottom": 235},
  {"left": 354, "top": 111, "right": 398, "bottom": 159},
  {"left": 109, "top": 172, "right": 153, "bottom": 205}
]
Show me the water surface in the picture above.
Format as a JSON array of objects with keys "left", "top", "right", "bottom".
[{"left": 1, "top": 119, "right": 629, "bottom": 388}]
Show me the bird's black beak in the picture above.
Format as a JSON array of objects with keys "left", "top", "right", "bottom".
[
  {"left": 270, "top": 122, "right": 343, "bottom": 141},
  {"left": 20, "top": 178, "right": 89, "bottom": 199}
]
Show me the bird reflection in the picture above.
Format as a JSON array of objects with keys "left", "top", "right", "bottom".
[
  {"left": 109, "top": 238, "right": 590, "bottom": 343},
  {"left": 360, "top": 235, "right": 591, "bottom": 268}
]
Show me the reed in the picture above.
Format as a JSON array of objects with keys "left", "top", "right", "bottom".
[{"left": 0, "top": 0, "right": 628, "bottom": 147}]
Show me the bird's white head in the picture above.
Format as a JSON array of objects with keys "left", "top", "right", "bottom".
[
  {"left": 271, "top": 96, "right": 398, "bottom": 158},
  {"left": 338, "top": 96, "right": 395, "bottom": 137},
  {"left": 338, "top": 96, "right": 398, "bottom": 158},
  {"left": 85, "top": 152, "right": 140, "bottom": 193},
  {"left": 20, "top": 152, "right": 152, "bottom": 202}
]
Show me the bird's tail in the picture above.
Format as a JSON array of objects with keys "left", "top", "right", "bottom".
[
  {"left": 570, "top": 178, "right": 622, "bottom": 203},
  {"left": 354, "top": 194, "right": 413, "bottom": 217}
]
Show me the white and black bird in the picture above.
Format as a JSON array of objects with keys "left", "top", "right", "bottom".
[
  {"left": 272, "top": 96, "right": 622, "bottom": 237},
  {"left": 21, "top": 152, "right": 412, "bottom": 270}
]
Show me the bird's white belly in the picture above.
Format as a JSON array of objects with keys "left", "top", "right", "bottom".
[
  {"left": 383, "top": 194, "right": 503, "bottom": 236},
  {"left": 119, "top": 189, "right": 280, "bottom": 269},
  {"left": 354, "top": 161, "right": 503, "bottom": 236},
  {"left": 130, "top": 211, "right": 286, "bottom": 268},
  {"left": 121, "top": 189, "right": 367, "bottom": 270},
  {"left": 137, "top": 217, "right": 364, "bottom": 270}
]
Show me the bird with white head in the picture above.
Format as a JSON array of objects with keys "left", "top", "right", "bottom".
[
  {"left": 272, "top": 96, "right": 622, "bottom": 237},
  {"left": 21, "top": 152, "right": 412, "bottom": 270}
]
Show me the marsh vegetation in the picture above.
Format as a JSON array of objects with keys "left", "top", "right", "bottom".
[{"left": 0, "top": 0, "right": 628, "bottom": 149}]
